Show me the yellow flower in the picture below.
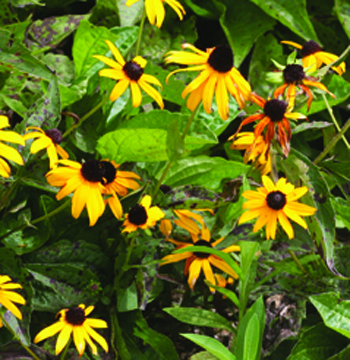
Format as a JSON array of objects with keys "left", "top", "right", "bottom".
[
  {"left": 0, "top": 115, "right": 25, "bottom": 178},
  {"left": 126, "top": 0, "right": 186, "bottom": 28},
  {"left": 46, "top": 159, "right": 106, "bottom": 226},
  {"left": 239, "top": 176, "right": 317, "bottom": 240},
  {"left": 122, "top": 195, "right": 165, "bottom": 233},
  {"left": 274, "top": 64, "right": 335, "bottom": 110},
  {"left": 93, "top": 40, "right": 164, "bottom": 108},
  {"left": 23, "top": 127, "right": 69, "bottom": 169},
  {"left": 100, "top": 160, "right": 141, "bottom": 219},
  {"left": 281, "top": 40, "right": 346, "bottom": 75},
  {"left": 165, "top": 44, "right": 251, "bottom": 120},
  {"left": 228, "top": 132, "right": 271, "bottom": 175},
  {"left": 0, "top": 275, "right": 25, "bottom": 327},
  {"left": 34, "top": 304, "right": 108, "bottom": 356},
  {"left": 161, "top": 226, "right": 240, "bottom": 291},
  {"left": 235, "top": 93, "right": 307, "bottom": 156}
]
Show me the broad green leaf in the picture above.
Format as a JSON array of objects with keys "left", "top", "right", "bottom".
[
  {"left": 97, "top": 110, "right": 217, "bottom": 163},
  {"left": 216, "top": 0, "right": 276, "bottom": 67},
  {"left": 182, "top": 334, "right": 236, "bottom": 360},
  {"left": 167, "top": 119, "right": 184, "bottom": 162},
  {"left": 183, "top": 0, "right": 222, "bottom": 19},
  {"left": 300, "top": 75, "right": 350, "bottom": 115},
  {"left": 89, "top": 0, "right": 120, "bottom": 28},
  {"left": 117, "top": 282, "right": 138, "bottom": 312},
  {"left": 250, "top": 0, "right": 319, "bottom": 42},
  {"left": 286, "top": 323, "right": 348, "bottom": 360},
  {"left": 335, "top": 0, "right": 350, "bottom": 39},
  {"left": 164, "top": 307, "right": 235, "bottom": 333},
  {"left": 0, "top": 1, "right": 19, "bottom": 25},
  {"left": 24, "top": 74, "right": 61, "bottom": 128},
  {"left": 191, "top": 352, "right": 219, "bottom": 360},
  {"left": 235, "top": 297, "right": 265, "bottom": 360},
  {"left": 243, "top": 313, "right": 259, "bottom": 360},
  {"left": 117, "top": 0, "right": 143, "bottom": 27},
  {"left": 73, "top": 20, "right": 138, "bottom": 79},
  {"left": 332, "top": 197, "right": 350, "bottom": 232},
  {"left": 282, "top": 150, "right": 339, "bottom": 276},
  {"left": 164, "top": 156, "right": 249, "bottom": 191},
  {"left": 310, "top": 292, "right": 350, "bottom": 339},
  {"left": 10, "top": 0, "right": 44, "bottom": 5},
  {"left": 329, "top": 344, "right": 350, "bottom": 360},
  {"left": 293, "top": 121, "right": 333, "bottom": 135}
]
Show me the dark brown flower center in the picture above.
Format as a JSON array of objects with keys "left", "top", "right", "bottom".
[
  {"left": 128, "top": 204, "right": 147, "bottom": 225},
  {"left": 99, "top": 161, "right": 116, "bottom": 185},
  {"left": 81, "top": 159, "right": 104, "bottom": 182},
  {"left": 264, "top": 99, "right": 288, "bottom": 122},
  {"left": 301, "top": 40, "right": 321, "bottom": 57},
  {"left": 266, "top": 191, "right": 286, "bottom": 210},
  {"left": 283, "top": 64, "right": 305, "bottom": 84},
  {"left": 65, "top": 307, "right": 85, "bottom": 326},
  {"left": 207, "top": 45, "right": 234, "bottom": 73},
  {"left": 193, "top": 239, "right": 212, "bottom": 258},
  {"left": 45, "top": 129, "right": 63, "bottom": 144},
  {"left": 123, "top": 61, "right": 144, "bottom": 81}
]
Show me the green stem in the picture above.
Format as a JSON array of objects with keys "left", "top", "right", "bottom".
[
  {"left": 0, "top": 314, "right": 40, "bottom": 360},
  {"left": 288, "top": 249, "right": 307, "bottom": 274},
  {"left": 314, "top": 117, "right": 350, "bottom": 165},
  {"left": 60, "top": 337, "right": 72, "bottom": 360},
  {"left": 151, "top": 162, "right": 172, "bottom": 199},
  {"left": 0, "top": 200, "right": 71, "bottom": 241},
  {"left": 135, "top": 9, "right": 147, "bottom": 56},
  {"left": 62, "top": 98, "right": 108, "bottom": 139},
  {"left": 181, "top": 106, "right": 199, "bottom": 141},
  {"left": 322, "top": 93, "right": 350, "bottom": 149}
]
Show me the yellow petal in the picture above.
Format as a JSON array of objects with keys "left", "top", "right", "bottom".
[
  {"left": 84, "top": 324, "right": 109, "bottom": 352},
  {"left": 187, "top": 259, "right": 202, "bottom": 289},
  {"left": 109, "top": 79, "right": 130, "bottom": 102},
  {"left": 73, "top": 326, "right": 86, "bottom": 356},
  {"left": 34, "top": 321, "right": 66, "bottom": 343},
  {"left": 104, "top": 40, "right": 125, "bottom": 66},
  {"left": 55, "top": 324, "right": 73, "bottom": 355}
]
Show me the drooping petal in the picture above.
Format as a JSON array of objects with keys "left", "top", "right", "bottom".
[
  {"left": 187, "top": 259, "right": 203, "bottom": 289},
  {"left": 34, "top": 321, "right": 66, "bottom": 343},
  {"left": 109, "top": 79, "right": 130, "bottom": 102},
  {"left": 55, "top": 324, "right": 73, "bottom": 355}
]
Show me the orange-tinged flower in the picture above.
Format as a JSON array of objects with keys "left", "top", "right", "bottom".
[
  {"left": 122, "top": 195, "right": 165, "bottom": 233},
  {"left": 165, "top": 44, "right": 251, "bottom": 120},
  {"left": 23, "top": 127, "right": 68, "bottom": 169},
  {"left": 0, "top": 115, "right": 24, "bottom": 178},
  {"left": 0, "top": 275, "right": 25, "bottom": 326},
  {"left": 281, "top": 40, "right": 346, "bottom": 75},
  {"left": 126, "top": 0, "right": 186, "bottom": 28},
  {"left": 93, "top": 40, "right": 163, "bottom": 108},
  {"left": 34, "top": 304, "right": 108, "bottom": 356},
  {"left": 228, "top": 132, "right": 271, "bottom": 175},
  {"left": 239, "top": 176, "right": 317, "bottom": 240},
  {"left": 161, "top": 226, "right": 240, "bottom": 291},
  {"left": 274, "top": 64, "right": 335, "bottom": 110},
  {"left": 235, "top": 93, "right": 307, "bottom": 156}
]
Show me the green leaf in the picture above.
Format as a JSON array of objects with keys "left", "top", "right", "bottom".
[
  {"left": 182, "top": 334, "right": 236, "bottom": 360},
  {"left": 332, "top": 197, "right": 350, "bottom": 232},
  {"left": 97, "top": 110, "right": 217, "bottom": 163},
  {"left": 191, "top": 352, "right": 219, "bottom": 360},
  {"left": 167, "top": 119, "right": 184, "bottom": 162},
  {"left": 335, "top": 0, "right": 350, "bottom": 40},
  {"left": 164, "top": 307, "right": 235, "bottom": 333},
  {"left": 243, "top": 313, "right": 260, "bottom": 360},
  {"left": 250, "top": 0, "right": 319, "bottom": 42},
  {"left": 117, "top": 0, "right": 143, "bottom": 27},
  {"left": 183, "top": 0, "right": 222, "bottom": 19},
  {"left": 282, "top": 150, "right": 340, "bottom": 276},
  {"left": 24, "top": 74, "right": 61, "bottom": 128},
  {"left": 73, "top": 20, "right": 138, "bottom": 79},
  {"left": 203, "top": 282, "right": 240, "bottom": 308},
  {"left": 292, "top": 121, "right": 333, "bottom": 135},
  {"left": 310, "top": 292, "right": 350, "bottom": 339},
  {"left": 90, "top": 0, "right": 120, "bottom": 28},
  {"left": 286, "top": 323, "right": 348, "bottom": 360},
  {"left": 216, "top": 0, "right": 276, "bottom": 67},
  {"left": 164, "top": 156, "right": 249, "bottom": 191},
  {"left": 235, "top": 297, "right": 265, "bottom": 360}
]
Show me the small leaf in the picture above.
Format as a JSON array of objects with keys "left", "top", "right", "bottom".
[{"left": 167, "top": 119, "right": 184, "bottom": 162}]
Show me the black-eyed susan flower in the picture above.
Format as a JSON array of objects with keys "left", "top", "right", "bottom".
[
  {"left": 239, "top": 175, "right": 317, "bottom": 240},
  {"left": 126, "top": 0, "right": 185, "bottom": 28},
  {"left": 100, "top": 160, "right": 141, "bottom": 219},
  {"left": 165, "top": 44, "right": 251, "bottom": 120},
  {"left": 0, "top": 115, "right": 24, "bottom": 178},
  {"left": 281, "top": 40, "right": 346, "bottom": 75},
  {"left": 34, "top": 304, "right": 108, "bottom": 356},
  {"left": 23, "top": 127, "right": 69, "bottom": 169},
  {"left": 228, "top": 132, "right": 271, "bottom": 175},
  {"left": 161, "top": 226, "right": 240, "bottom": 291},
  {"left": 235, "top": 93, "right": 307, "bottom": 156},
  {"left": 274, "top": 64, "right": 335, "bottom": 110},
  {"left": 46, "top": 159, "right": 106, "bottom": 226},
  {"left": 93, "top": 40, "right": 164, "bottom": 108},
  {"left": 0, "top": 275, "right": 25, "bottom": 327},
  {"left": 122, "top": 195, "right": 165, "bottom": 233}
]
